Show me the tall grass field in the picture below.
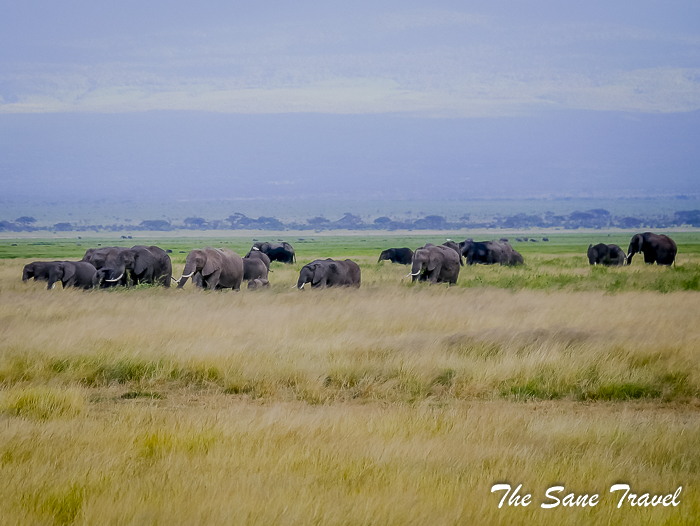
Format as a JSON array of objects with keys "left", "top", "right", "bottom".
[{"left": 1, "top": 233, "right": 699, "bottom": 525}]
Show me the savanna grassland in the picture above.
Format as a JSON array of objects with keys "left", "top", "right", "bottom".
[{"left": 1, "top": 232, "right": 699, "bottom": 525}]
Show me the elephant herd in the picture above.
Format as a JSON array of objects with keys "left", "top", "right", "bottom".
[
  {"left": 20, "top": 232, "right": 678, "bottom": 291},
  {"left": 380, "top": 232, "right": 678, "bottom": 285}
]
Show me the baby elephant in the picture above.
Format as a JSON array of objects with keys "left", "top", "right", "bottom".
[{"left": 247, "top": 278, "right": 270, "bottom": 290}]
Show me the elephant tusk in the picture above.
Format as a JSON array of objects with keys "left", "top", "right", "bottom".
[
  {"left": 105, "top": 272, "right": 124, "bottom": 282},
  {"left": 406, "top": 271, "right": 421, "bottom": 277},
  {"left": 178, "top": 272, "right": 195, "bottom": 280},
  {"left": 252, "top": 247, "right": 260, "bottom": 251},
  {"left": 171, "top": 276, "right": 179, "bottom": 283}
]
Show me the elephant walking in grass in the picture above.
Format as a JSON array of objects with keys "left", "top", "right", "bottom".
[
  {"left": 587, "top": 243, "right": 625, "bottom": 266},
  {"left": 407, "top": 244, "right": 460, "bottom": 285},
  {"left": 101, "top": 246, "right": 172, "bottom": 287},
  {"left": 46, "top": 262, "right": 98, "bottom": 290},
  {"left": 297, "top": 259, "right": 361, "bottom": 289},
  {"left": 626, "top": 233, "right": 677, "bottom": 266},
  {"left": 173, "top": 248, "right": 244, "bottom": 291},
  {"left": 22, "top": 261, "right": 61, "bottom": 283},
  {"left": 250, "top": 242, "right": 295, "bottom": 264},
  {"left": 378, "top": 248, "right": 414, "bottom": 265},
  {"left": 243, "top": 258, "right": 269, "bottom": 282}
]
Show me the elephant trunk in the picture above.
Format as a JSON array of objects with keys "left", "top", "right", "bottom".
[{"left": 175, "top": 270, "right": 195, "bottom": 289}]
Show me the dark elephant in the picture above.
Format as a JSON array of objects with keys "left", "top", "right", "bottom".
[
  {"left": 243, "top": 258, "right": 269, "bottom": 282},
  {"left": 173, "top": 247, "right": 244, "bottom": 290},
  {"left": 460, "top": 240, "right": 523, "bottom": 266},
  {"left": 297, "top": 259, "right": 361, "bottom": 289},
  {"left": 408, "top": 244, "right": 460, "bottom": 284},
  {"left": 247, "top": 278, "right": 270, "bottom": 290},
  {"left": 378, "top": 248, "right": 414, "bottom": 265},
  {"left": 102, "top": 246, "right": 172, "bottom": 287},
  {"left": 251, "top": 242, "right": 295, "bottom": 264},
  {"left": 46, "top": 262, "right": 98, "bottom": 290},
  {"left": 244, "top": 249, "right": 272, "bottom": 271},
  {"left": 587, "top": 243, "right": 625, "bottom": 266},
  {"left": 626, "top": 233, "right": 677, "bottom": 266},
  {"left": 22, "top": 261, "right": 61, "bottom": 283}
]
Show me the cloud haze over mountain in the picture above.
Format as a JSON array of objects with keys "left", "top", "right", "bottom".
[{"left": 1, "top": 1, "right": 699, "bottom": 203}]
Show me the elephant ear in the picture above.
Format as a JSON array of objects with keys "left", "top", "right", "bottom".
[
  {"left": 60, "top": 263, "right": 75, "bottom": 281},
  {"left": 311, "top": 265, "right": 325, "bottom": 286},
  {"left": 427, "top": 252, "right": 440, "bottom": 272},
  {"left": 134, "top": 253, "right": 148, "bottom": 275},
  {"left": 202, "top": 256, "right": 217, "bottom": 277}
]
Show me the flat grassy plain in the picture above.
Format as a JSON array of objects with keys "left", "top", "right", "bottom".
[{"left": 1, "top": 233, "right": 699, "bottom": 525}]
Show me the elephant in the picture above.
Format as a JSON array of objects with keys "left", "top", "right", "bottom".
[
  {"left": 407, "top": 244, "right": 460, "bottom": 284},
  {"left": 251, "top": 242, "right": 295, "bottom": 264},
  {"left": 244, "top": 249, "right": 272, "bottom": 271},
  {"left": 442, "top": 240, "right": 464, "bottom": 266},
  {"left": 247, "top": 278, "right": 270, "bottom": 290},
  {"left": 22, "top": 261, "right": 62, "bottom": 283},
  {"left": 243, "top": 258, "right": 269, "bottom": 282},
  {"left": 587, "top": 243, "right": 625, "bottom": 266},
  {"left": 173, "top": 247, "right": 244, "bottom": 290},
  {"left": 297, "top": 259, "right": 361, "bottom": 289},
  {"left": 101, "top": 246, "right": 172, "bottom": 287},
  {"left": 459, "top": 240, "right": 523, "bottom": 266},
  {"left": 626, "top": 233, "right": 677, "bottom": 266},
  {"left": 46, "top": 261, "right": 98, "bottom": 290},
  {"left": 81, "top": 247, "right": 121, "bottom": 270},
  {"left": 378, "top": 247, "right": 414, "bottom": 265}
]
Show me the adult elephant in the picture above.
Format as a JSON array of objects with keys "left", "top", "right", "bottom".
[
  {"left": 626, "top": 233, "right": 677, "bottom": 266},
  {"left": 173, "top": 247, "right": 244, "bottom": 290},
  {"left": 297, "top": 259, "right": 361, "bottom": 289},
  {"left": 251, "top": 242, "right": 295, "bottom": 264},
  {"left": 460, "top": 240, "right": 522, "bottom": 266},
  {"left": 587, "top": 243, "right": 625, "bottom": 266},
  {"left": 102, "top": 246, "right": 172, "bottom": 287},
  {"left": 46, "top": 262, "right": 98, "bottom": 290},
  {"left": 378, "top": 248, "right": 414, "bottom": 265},
  {"left": 243, "top": 258, "right": 269, "bottom": 282},
  {"left": 244, "top": 249, "right": 272, "bottom": 271},
  {"left": 442, "top": 240, "right": 464, "bottom": 266},
  {"left": 82, "top": 247, "right": 121, "bottom": 270},
  {"left": 407, "top": 244, "right": 460, "bottom": 284}
]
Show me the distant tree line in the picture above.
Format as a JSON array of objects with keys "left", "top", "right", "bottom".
[{"left": 2, "top": 209, "right": 700, "bottom": 232}]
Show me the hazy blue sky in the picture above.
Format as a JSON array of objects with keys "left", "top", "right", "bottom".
[{"left": 1, "top": 1, "right": 699, "bottom": 204}]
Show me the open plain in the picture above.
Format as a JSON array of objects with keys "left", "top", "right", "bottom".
[{"left": 1, "top": 233, "right": 699, "bottom": 525}]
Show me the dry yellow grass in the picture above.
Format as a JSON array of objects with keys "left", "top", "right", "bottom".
[{"left": 1, "top": 258, "right": 699, "bottom": 524}]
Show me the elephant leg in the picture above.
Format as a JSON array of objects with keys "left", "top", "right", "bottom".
[{"left": 205, "top": 271, "right": 221, "bottom": 290}]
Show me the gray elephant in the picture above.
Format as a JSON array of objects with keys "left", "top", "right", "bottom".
[
  {"left": 442, "top": 240, "right": 464, "bottom": 266},
  {"left": 378, "top": 248, "right": 414, "bottom": 265},
  {"left": 626, "top": 233, "right": 677, "bottom": 266},
  {"left": 251, "top": 242, "right": 295, "bottom": 264},
  {"left": 173, "top": 247, "right": 244, "bottom": 290},
  {"left": 247, "top": 278, "right": 270, "bottom": 290},
  {"left": 101, "top": 245, "right": 173, "bottom": 287},
  {"left": 22, "top": 261, "right": 61, "bottom": 283},
  {"left": 297, "top": 259, "right": 361, "bottom": 289},
  {"left": 407, "top": 244, "right": 460, "bottom": 284},
  {"left": 46, "top": 261, "right": 98, "bottom": 290},
  {"left": 81, "top": 247, "right": 122, "bottom": 270},
  {"left": 243, "top": 258, "right": 269, "bottom": 282},
  {"left": 587, "top": 243, "right": 625, "bottom": 266},
  {"left": 244, "top": 249, "right": 272, "bottom": 271}
]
